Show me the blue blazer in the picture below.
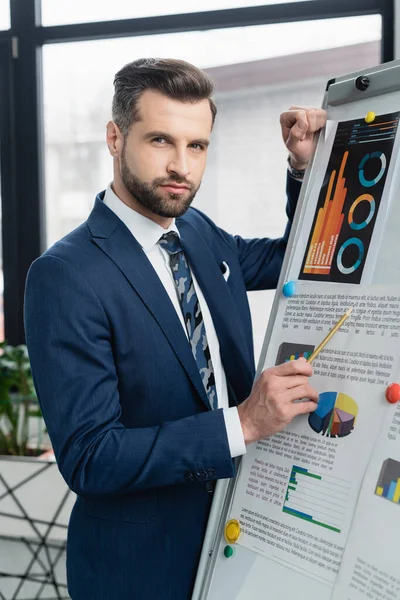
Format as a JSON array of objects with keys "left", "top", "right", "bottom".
[{"left": 24, "top": 176, "right": 300, "bottom": 600}]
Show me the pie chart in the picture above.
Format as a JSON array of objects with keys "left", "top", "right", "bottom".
[{"left": 309, "top": 391, "right": 358, "bottom": 438}]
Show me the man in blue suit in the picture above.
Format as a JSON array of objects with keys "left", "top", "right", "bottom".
[{"left": 24, "top": 58, "right": 325, "bottom": 599}]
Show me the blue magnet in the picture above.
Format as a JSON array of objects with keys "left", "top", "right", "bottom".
[{"left": 283, "top": 281, "right": 296, "bottom": 297}]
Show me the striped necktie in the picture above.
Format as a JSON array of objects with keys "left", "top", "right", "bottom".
[{"left": 159, "top": 231, "right": 218, "bottom": 410}]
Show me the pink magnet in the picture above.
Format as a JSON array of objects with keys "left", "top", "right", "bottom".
[{"left": 386, "top": 383, "right": 400, "bottom": 404}]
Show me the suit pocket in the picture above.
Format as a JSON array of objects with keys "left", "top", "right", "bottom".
[{"left": 82, "top": 489, "right": 157, "bottom": 523}]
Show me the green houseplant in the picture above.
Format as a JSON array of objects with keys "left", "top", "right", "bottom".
[
  {"left": 0, "top": 341, "right": 46, "bottom": 456},
  {"left": 0, "top": 346, "right": 72, "bottom": 599}
]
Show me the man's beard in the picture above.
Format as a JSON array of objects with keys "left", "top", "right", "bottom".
[{"left": 121, "top": 148, "right": 199, "bottom": 218}]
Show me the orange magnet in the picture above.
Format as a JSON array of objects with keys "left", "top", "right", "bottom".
[
  {"left": 365, "top": 112, "right": 376, "bottom": 123},
  {"left": 386, "top": 383, "right": 400, "bottom": 404},
  {"left": 224, "top": 519, "right": 241, "bottom": 544}
]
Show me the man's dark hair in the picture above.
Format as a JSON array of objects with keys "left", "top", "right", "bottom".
[{"left": 112, "top": 58, "right": 217, "bottom": 136}]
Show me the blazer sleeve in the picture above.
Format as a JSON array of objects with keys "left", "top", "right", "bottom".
[
  {"left": 24, "top": 254, "right": 236, "bottom": 498},
  {"left": 232, "top": 173, "right": 301, "bottom": 291}
]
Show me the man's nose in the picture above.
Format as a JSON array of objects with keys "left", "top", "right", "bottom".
[{"left": 167, "top": 150, "right": 190, "bottom": 179}]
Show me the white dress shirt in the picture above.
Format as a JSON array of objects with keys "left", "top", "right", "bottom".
[{"left": 103, "top": 185, "right": 246, "bottom": 458}]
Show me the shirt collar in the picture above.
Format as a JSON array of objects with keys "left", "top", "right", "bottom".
[{"left": 103, "top": 183, "right": 179, "bottom": 251}]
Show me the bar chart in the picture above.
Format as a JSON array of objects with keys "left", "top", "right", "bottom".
[
  {"left": 375, "top": 458, "right": 400, "bottom": 504},
  {"left": 349, "top": 118, "right": 399, "bottom": 146},
  {"left": 275, "top": 342, "right": 315, "bottom": 366},
  {"left": 283, "top": 465, "right": 351, "bottom": 534},
  {"left": 303, "top": 151, "right": 348, "bottom": 276}
]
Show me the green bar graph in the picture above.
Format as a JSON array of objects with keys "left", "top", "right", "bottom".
[{"left": 283, "top": 465, "right": 351, "bottom": 534}]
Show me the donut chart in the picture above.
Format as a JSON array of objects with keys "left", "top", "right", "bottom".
[
  {"left": 348, "top": 194, "right": 376, "bottom": 230},
  {"left": 309, "top": 391, "right": 358, "bottom": 438},
  {"left": 358, "top": 151, "right": 387, "bottom": 188},
  {"left": 336, "top": 237, "right": 364, "bottom": 275}
]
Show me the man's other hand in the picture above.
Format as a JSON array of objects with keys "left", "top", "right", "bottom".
[
  {"left": 237, "top": 358, "right": 319, "bottom": 445},
  {"left": 280, "top": 107, "right": 327, "bottom": 171}
]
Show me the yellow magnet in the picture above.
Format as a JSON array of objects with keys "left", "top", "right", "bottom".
[
  {"left": 365, "top": 111, "right": 376, "bottom": 123},
  {"left": 224, "top": 519, "right": 241, "bottom": 544}
]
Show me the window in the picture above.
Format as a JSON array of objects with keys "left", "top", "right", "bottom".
[
  {"left": 0, "top": 0, "right": 10, "bottom": 30},
  {"left": 42, "top": 14, "right": 381, "bottom": 358},
  {"left": 41, "top": 0, "right": 314, "bottom": 25}
]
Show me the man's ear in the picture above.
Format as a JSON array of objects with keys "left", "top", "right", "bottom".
[{"left": 106, "top": 121, "right": 124, "bottom": 158}]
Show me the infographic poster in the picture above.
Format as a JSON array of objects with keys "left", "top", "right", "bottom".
[
  {"left": 229, "top": 283, "right": 400, "bottom": 586},
  {"left": 300, "top": 113, "right": 400, "bottom": 284}
]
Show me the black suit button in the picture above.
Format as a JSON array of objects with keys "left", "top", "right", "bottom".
[
  {"left": 196, "top": 470, "right": 207, "bottom": 481},
  {"left": 206, "top": 468, "right": 215, "bottom": 478},
  {"left": 185, "top": 472, "right": 195, "bottom": 483},
  {"left": 205, "top": 481, "right": 215, "bottom": 494}
]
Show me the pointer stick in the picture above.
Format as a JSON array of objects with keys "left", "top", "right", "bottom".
[{"left": 307, "top": 308, "right": 353, "bottom": 364}]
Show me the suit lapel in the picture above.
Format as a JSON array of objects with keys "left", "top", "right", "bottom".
[
  {"left": 177, "top": 218, "right": 254, "bottom": 406},
  {"left": 87, "top": 198, "right": 211, "bottom": 410}
]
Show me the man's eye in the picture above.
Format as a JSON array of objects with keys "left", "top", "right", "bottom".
[
  {"left": 152, "top": 137, "right": 167, "bottom": 144},
  {"left": 191, "top": 143, "right": 204, "bottom": 151}
]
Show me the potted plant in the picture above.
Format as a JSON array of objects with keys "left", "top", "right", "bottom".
[
  {"left": 0, "top": 342, "right": 73, "bottom": 600},
  {"left": 0, "top": 341, "right": 48, "bottom": 456}
]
